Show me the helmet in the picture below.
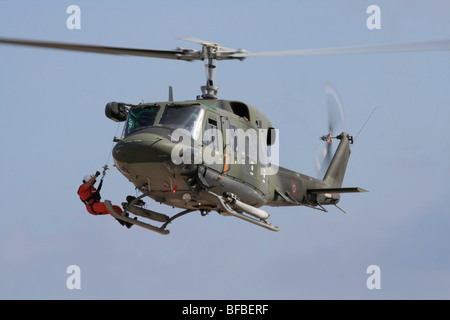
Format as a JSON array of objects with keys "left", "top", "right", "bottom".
[{"left": 83, "top": 174, "right": 94, "bottom": 183}]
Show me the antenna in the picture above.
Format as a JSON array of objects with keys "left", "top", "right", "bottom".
[
  {"left": 168, "top": 86, "right": 174, "bottom": 101},
  {"left": 355, "top": 107, "right": 377, "bottom": 141}
]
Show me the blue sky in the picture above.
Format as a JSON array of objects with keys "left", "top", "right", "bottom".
[{"left": 0, "top": 0, "right": 449, "bottom": 299}]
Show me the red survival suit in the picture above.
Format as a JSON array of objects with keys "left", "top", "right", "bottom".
[{"left": 78, "top": 174, "right": 122, "bottom": 216}]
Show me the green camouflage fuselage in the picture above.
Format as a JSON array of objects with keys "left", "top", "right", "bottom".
[{"left": 112, "top": 99, "right": 353, "bottom": 213}]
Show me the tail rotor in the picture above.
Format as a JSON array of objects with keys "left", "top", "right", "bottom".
[{"left": 315, "top": 81, "right": 345, "bottom": 178}]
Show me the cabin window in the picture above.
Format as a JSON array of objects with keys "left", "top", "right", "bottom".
[
  {"left": 230, "top": 101, "right": 250, "bottom": 121},
  {"left": 267, "top": 127, "right": 276, "bottom": 146},
  {"left": 203, "top": 116, "right": 220, "bottom": 151}
]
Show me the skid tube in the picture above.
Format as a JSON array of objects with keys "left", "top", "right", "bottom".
[{"left": 104, "top": 200, "right": 194, "bottom": 235}]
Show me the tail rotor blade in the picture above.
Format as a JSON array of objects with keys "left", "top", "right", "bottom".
[
  {"left": 325, "top": 81, "right": 345, "bottom": 134},
  {"left": 316, "top": 81, "right": 345, "bottom": 178}
]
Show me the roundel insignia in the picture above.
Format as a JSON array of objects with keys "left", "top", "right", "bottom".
[{"left": 292, "top": 182, "right": 297, "bottom": 195}]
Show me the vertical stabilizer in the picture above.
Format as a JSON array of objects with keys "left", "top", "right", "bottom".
[{"left": 323, "top": 132, "right": 352, "bottom": 188}]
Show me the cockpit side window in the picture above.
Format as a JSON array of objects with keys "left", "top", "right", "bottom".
[{"left": 125, "top": 105, "right": 160, "bottom": 136}]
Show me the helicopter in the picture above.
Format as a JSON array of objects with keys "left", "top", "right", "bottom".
[{"left": 1, "top": 36, "right": 449, "bottom": 234}]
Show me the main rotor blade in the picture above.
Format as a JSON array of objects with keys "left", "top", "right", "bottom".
[
  {"left": 232, "top": 39, "right": 450, "bottom": 58},
  {"left": 2, "top": 37, "right": 448, "bottom": 63},
  {"left": 0, "top": 37, "right": 202, "bottom": 61}
]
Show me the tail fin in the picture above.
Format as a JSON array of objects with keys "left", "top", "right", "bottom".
[{"left": 323, "top": 132, "right": 352, "bottom": 188}]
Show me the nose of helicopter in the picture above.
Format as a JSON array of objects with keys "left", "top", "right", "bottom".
[{"left": 112, "top": 132, "right": 176, "bottom": 164}]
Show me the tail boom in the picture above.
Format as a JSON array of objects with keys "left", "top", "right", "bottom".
[{"left": 266, "top": 132, "right": 366, "bottom": 210}]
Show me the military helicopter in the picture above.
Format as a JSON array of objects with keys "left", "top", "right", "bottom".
[{"left": 1, "top": 36, "right": 449, "bottom": 234}]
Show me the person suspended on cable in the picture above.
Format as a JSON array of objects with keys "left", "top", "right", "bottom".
[{"left": 77, "top": 168, "right": 134, "bottom": 228}]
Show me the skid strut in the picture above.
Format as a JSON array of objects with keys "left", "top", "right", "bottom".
[{"left": 104, "top": 199, "right": 194, "bottom": 235}]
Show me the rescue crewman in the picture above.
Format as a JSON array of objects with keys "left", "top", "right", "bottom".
[{"left": 78, "top": 171, "right": 133, "bottom": 228}]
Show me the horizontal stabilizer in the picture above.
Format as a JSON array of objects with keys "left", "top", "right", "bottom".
[{"left": 307, "top": 187, "right": 368, "bottom": 194}]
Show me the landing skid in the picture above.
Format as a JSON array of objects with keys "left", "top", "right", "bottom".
[
  {"left": 105, "top": 190, "right": 279, "bottom": 234},
  {"left": 104, "top": 199, "right": 194, "bottom": 235}
]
